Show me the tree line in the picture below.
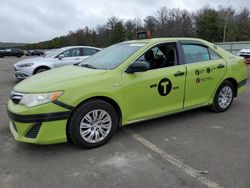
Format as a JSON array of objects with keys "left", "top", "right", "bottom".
[{"left": 26, "top": 6, "right": 250, "bottom": 49}]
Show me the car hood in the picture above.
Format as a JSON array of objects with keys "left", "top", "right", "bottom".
[
  {"left": 14, "top": 65, "right": 108, "bottom": 93},
  {"left": 14, "top": 57, "right": 53, "bottom": 66}
]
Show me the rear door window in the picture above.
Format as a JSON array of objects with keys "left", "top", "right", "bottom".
[
  {"left": 182, "top": 44, "right": 221, "bottom": 64},
  {"left": 182, "top": 44, "right": 210, "bottom": 64},
  {"left": 59, "top": 48, "right": 80, "bottom": 57}
]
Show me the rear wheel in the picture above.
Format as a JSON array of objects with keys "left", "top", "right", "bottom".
[
  {"left": 34, "top": 67, "right": 49, "bottom": 74},
  {"left": 210, "top": 81, "right": 234, "bottom": 112},
  {"left": 68, "top": 100, "right": 118, "bottom": 149}
]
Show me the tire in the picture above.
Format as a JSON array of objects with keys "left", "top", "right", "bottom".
[
  {"left": 68, "top": 100, "right": 118, "bottom": 149},
  {"left": 34, "top": 67, "right": 49, "bottom": 74},
  {"left": 210, "top": 81, "right": 234, "bottom": 112}
]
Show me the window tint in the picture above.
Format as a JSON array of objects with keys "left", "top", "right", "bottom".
[
  {"left": 182, "top": 44, "right": 210, "bottom": 64},
  {"left": 209, "top": 49, "right": 221, "bottom": 60},
  {"left": 137, "top": 43, "right": 177, "bottom": 69},
  {"left": 84, "top": 48, "right": 99, "bottom": 56},
  {"left": 60, "top": 48, "right": 80, "bottom": 57}
]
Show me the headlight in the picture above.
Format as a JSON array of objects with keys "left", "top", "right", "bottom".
[
  {"left": 18, "top": 63, "right": 34, "bottom": 68},
  {"left": 19, "top": 91, "right": 63, "bottom": 107}
]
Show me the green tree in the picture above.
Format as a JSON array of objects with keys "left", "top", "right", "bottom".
[
  {"left": 196, "top": 8, "right": 223, "bottom": 42},
  {"left": 110, "top": 22, "right": 127, "bottom": 44}
]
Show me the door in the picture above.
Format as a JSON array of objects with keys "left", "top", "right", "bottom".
[
  {"left": 181, "top": 43, "right": 227, "bottom": 108},
  {"left": 122, "top": 43, "right": 186, "bottom": 122},
  {"left": 54, "top": 48, "right": 82, "bottom": 67}
]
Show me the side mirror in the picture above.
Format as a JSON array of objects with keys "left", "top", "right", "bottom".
[
  {"left": 58, "top": 54, "right": 65, "bottom": 60},
  {"left": 125, "top": 61, "right": 150, "bottom": 74}
]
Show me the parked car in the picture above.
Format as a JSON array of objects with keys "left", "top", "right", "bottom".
[
  {"left": 23, "top": 50, "right": 33, "bottom": 56},
  {"left": 7, "top": 38, "right": 247, "bottom": 148},
  {"left": 12, "top": 46, "right": 101, "bottom": 79},
  {"left": 238, "top": 48, "right": 250, "bottom": 64},
  {"left": 0, "top": 48, "right": 23, "bottom": 58},
  {"left": 31, "top": 50, "right": 44, "bottom": 56}
]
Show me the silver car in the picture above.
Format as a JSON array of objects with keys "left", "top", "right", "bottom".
[
  {"left": 238, "top": 48, "right": 250, "bottom": 64},
  {"left": 13, "top": 46, "right": 101, "bottom": 79}
]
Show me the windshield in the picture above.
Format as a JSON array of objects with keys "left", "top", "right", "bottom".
[
  {"left": 44, "top": 49, "right": 61, "bottom": 58},
  {"left": 78, "top": 42, "right": 146, "bottom": 70}
]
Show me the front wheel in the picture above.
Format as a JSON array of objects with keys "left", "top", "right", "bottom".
[
  {"left": 210, "top": 81, "right": 234, "bottom": 112},
  {"left": 34, "top": 67, "right": 49, "bottom": 74},
  {"left": 68, "top": 100, "right": 118, "bottom": 149}
]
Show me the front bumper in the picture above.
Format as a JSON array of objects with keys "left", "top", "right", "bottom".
[
  {"left": 12, "top": 65, "right": 33, "bottom": 79},
  {"left": 7, "top": 100, "right": 71, "bottom": 145}
]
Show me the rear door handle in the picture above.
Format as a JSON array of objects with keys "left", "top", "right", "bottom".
[
  {"left": 217, "top": 64, "right": 225, "bottom": 69},
  {"left": 174, "top": 71, "right": 185, "bottom": 77},
  {"left": 74, "top": 58, "right": 80, "bottom": 60}
]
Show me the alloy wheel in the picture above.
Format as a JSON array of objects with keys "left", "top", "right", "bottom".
[{"left": 79, "top": 109, "right": 112, "bottom": 143}]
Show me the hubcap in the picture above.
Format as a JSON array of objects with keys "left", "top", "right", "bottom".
[
  {"left": 79, "top": 109, "right": 112, "bottom": 143},
  {"left": 218, "top": 86, "right": 233, "bottom": 109}
]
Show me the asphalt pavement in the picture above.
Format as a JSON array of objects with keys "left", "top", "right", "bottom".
[{"left": 0, "top": 57, "right": 250, "bottom": 188}]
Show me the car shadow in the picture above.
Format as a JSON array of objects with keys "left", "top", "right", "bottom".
[{"left": 122, "top": 106, "right": 209, "bottom": 132}]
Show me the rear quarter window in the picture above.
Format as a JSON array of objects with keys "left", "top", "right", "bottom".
[{"left": 209, "top": 49, "right": 221, "bottom": 60}]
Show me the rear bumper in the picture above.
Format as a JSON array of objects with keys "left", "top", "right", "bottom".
[{"left": 238, "top": 79, "right": 247, "bottom": 95}]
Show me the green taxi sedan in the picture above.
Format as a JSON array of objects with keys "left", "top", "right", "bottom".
[{"left": 7, "top": 38, "right": 247, "bottom": 148}]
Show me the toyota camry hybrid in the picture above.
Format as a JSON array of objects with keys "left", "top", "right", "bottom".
[{"left": 7, "top": 38, "right": 247, "bottom": 148}]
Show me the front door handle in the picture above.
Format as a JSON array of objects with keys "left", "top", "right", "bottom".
[
  {"left": 217, "top": 64, "right": 225, "bottom": 69},
  {"left": 174, "top": 71, "right": 185, "bottom": 77},
  {"left": 74, "top": 58, "right": 80, "bottom": 60}
]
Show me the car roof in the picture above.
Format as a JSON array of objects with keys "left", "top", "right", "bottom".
[
  {"left": 60, "top": 46, "right": 101, "bottom": 51},
  {"left": 123, "top": 37, "right": 207, "bottom": 44}
]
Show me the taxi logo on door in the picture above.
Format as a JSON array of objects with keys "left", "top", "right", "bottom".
[{"left": 158, "top": 78, "right": 172, "bottom": 96}]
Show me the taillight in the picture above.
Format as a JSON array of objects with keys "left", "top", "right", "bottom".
[{"left": 243, "top": 58, "right": 248, "bottom": 65}]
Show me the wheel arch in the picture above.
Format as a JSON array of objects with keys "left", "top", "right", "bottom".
[
  {"left": 33, "top": 65, "right": 51, "bottom": 75},
  {"left": 224, "top": 77, "right": 238, "bottom": 97},
  {"left": 66, "top": 96, "right": 123, "bottom": 141}
]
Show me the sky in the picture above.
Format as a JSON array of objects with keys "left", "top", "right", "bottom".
[{"left": 0, "top": 0, "right": 249, "bottom": 43}]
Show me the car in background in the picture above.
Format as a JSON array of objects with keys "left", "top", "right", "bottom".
[
  {"left": 13, "top": 46, "right": 101, "bottom": 79},
  {"left": 238, "top": 48, "right": 250, "bottom": 64},
  {"left": 31, "top": 50, "right": 44, "bottom": 56},
  {"left": 24, "top": 50, "right": 45, "bottom": 56},
  {"left": 0, "top": 48, "right": 24, "bottom": 58}
]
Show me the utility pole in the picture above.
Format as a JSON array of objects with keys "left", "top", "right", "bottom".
[
  {"left": 223, "top": 10, "right": 229, "bottom": 42},
  {"left": 223, "top": 5, "right": 231, "bottom": 42}
]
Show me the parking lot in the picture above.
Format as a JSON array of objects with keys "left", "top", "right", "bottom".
[{"left": 0, "top": 57, "right": 250, "bottom": 188}]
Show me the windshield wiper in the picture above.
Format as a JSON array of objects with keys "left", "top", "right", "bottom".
[{"left": 80, "top": 64, "right": 97, "bottom": 69}]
